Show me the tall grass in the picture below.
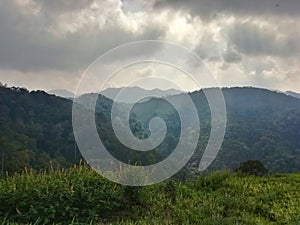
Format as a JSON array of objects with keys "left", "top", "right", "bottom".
[
  {"left": 0, "top": 166, "right": 299, "bottom": 225},
  {"left": 0, "top": 164, "right": 125, "bottom": 224}
]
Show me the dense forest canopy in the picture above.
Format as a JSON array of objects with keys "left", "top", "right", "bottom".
[{"left": 0, "top": 84, "right": 300, "bottom": 175}]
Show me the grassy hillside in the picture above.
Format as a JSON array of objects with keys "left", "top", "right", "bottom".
[{"left": 0, "top": 165, "right": 299, "bottom": 225}]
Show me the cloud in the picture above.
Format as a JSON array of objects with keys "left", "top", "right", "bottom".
[
  {"left": 0, "top": 0, "right": 299, "bottom": 93},
  {"left": 0, "top": 69, "right": 82, "bottom": 92},
  {"left": 226, "top": 20, "right": 300, "bottom": 57},
  {"left": 153, "top": 0, "right": 300, "bottom": 19},
  {"left": 36, "top": 0, "right": 94, "bottom": 13},
  {"left": 135, "top": 66, "right": 155, "bottom": 77},
  {"left": 0, "top": 0, "right": 165, "bottom": 72},
  {"left": 222, "top": 45, "right": 242, "bottom": 63}
]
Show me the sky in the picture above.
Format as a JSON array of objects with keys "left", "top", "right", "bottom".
[{"left": 0, "top": 0, "right": 299, "bottom": 93}]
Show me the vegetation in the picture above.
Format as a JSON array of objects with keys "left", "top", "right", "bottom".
[
  {"left": 0, "top": 85, "right": 76, "bottom": 174},
  {"left": 0, "top": 166, "right": 299, "bottom": 224},
  {"left": 0, "top": 85, "right": 161, "bottom": 174},
  {"left": 1, "top": 85, "right": 300, "bottom": 175},
  {"left": 132, "top": 87, "right": 300, "bottom": 173},
  {"left": 235, "top": 160, "right": 269, "bottom": 176},
  {"left": 0, "top": 85, "right": 299, "bottom": 224}
]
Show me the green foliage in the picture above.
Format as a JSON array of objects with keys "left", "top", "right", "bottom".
[
  {"left": 0, "top": 86, "right": 77, "bottom": 174},
  {"left": 1, "top": 85, "right": 300, "bottom": 174},
  {"left": 0, "top": 168, "right": 299, "bottom": 225},
  {"left": 0, "top": 85, "right": 162, "bottom": 174},
  {"left": 124, "top": 186, "right": 142, "bottom": 206},
  {"left": 131, "top": 87, "right": 300, "bottom": 173},
  {"left": 1, "top": 85, "right": 299, "bottom": 224},
  {"left": 0, "top": 165, "right": 126, "bottom": 224},
  {"left": 236, "top": 160, "right": 269, "bottom": 176},
  {"left": 133, "top": 172, "right": 300, "bottom": 225},
  {"left": 192, "top": 170, "right": 231, "bottom": 191}
]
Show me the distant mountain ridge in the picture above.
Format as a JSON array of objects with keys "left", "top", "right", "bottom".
[
  {"left": 48, "top": 88, "right": 300, "bottom": 103},
  {"left": 48, "top": 87, "right": 181, "bottom": 103},
  {"left": 285, "top": 91, "right": 300, "bottom": 99},
  {"left": 99, "top": 86, "right": 182, "bottom": 103},
  {"left": 48, "top": 89, "right": 75, "bottom": 99}
]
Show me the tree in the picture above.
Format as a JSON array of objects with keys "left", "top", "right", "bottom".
[{"left": 236, "top": 160, "right": 269, "bottom": 176}]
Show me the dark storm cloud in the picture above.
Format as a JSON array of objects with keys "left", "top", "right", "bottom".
[
  {"left": 153, "top": 0, "right": 300, "bottom": 19},
  {"left": 0, "top": 0, "right": 164, "bottom": 72},
  {"left": 0, "top": 0, "right": 299, "bottom": 95},
  {"left": 37, "top": 0, "right": 94, "bottom": 13},
  {"left": 152, "top": 0, "right": 300, "bottom": 62},
  {"left": 227, "top": 21, "right": 300, "bottom": 57}
]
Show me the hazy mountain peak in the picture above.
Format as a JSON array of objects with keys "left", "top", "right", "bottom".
[
  {"left": 285, "top": 91, "right": 300, "bottom": 99},
  {"left": 48, "top": 89, "right": 75, "bottom": 99},
  {"left": 100, "top": 86, "right": 182, "bottom": 103}
]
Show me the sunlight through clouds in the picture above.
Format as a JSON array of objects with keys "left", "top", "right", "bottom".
[{"left": 0, "top": 0, "right": 299, "bottom": 93}]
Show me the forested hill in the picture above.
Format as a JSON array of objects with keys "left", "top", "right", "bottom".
[
  {"left": 130, "top": 87, "right": 300, "bottom": 173},
  {"left": 200, "top": 88, "right": 300, "bottom": 173},
  {"left": 0, "top": 84, "right": 300, "bottom": 174},
  {"left": 0, "top": 86, "right": 75, "bottom": 172}
]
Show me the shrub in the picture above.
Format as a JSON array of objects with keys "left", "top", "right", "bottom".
[{"left": 236, "top": 160, "right": 269, "bottom": 176}]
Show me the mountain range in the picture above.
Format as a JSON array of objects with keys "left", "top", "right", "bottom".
[
  {"left": 48, "top": 89, "right": 75, "bottom": 99},
  {"left": 285, "top": 91, "right": 300, "bottom": 99},
  {"left": 99, "top": 86, "right": 181, "bottom": 103},
  {"left": 48, "top": 87, "right": 182, "bottom": 103},
  {"left": 49, "top": 87, "right": 300, "bottom": 103},
  {"left": 1, "top": 84, "right": 300, "bottom": 175}
]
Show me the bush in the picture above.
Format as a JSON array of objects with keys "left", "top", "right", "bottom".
[{"left": 236, "top": 160, "right": 269, "bottom": 176}]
